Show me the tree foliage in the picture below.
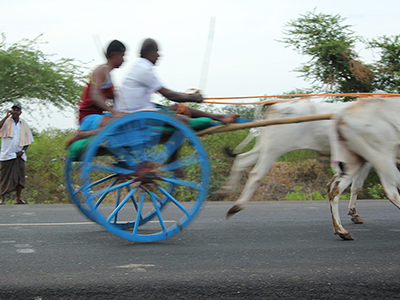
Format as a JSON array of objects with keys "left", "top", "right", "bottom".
[
  {"left": 281, "top": 10, "right": 374, "bottom": 94},
  {"left": 367, "top": 35, "right": 400, "bottom": 93},
  {"left": 0, "top": 33, "right": 86, "bottom": 110}
]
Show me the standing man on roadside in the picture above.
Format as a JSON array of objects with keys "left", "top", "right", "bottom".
[{"left": 0, "top": 104, "right": 34, "bottom": 205}]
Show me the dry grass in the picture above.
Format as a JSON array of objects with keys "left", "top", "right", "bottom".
[{"left": 211, "top": 156, "right": 333, "bottom": 201}]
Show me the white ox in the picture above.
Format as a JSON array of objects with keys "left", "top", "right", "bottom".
[
  {"left": 327, "top": 97, "right": 400, "bottom": 240},
  {"left": 221, "top": 100, "right": 372, "bottom": 224}
]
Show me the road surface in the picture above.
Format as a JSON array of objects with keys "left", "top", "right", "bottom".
[{"left": 1, "top": 200, "right": 400, "bottom": 299}]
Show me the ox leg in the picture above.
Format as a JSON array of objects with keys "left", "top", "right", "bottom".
[
  {"left": 227, "top": 151, "right": 280, "bottom": 217},
  {"left": 349, "top": 141, "right": 400, "bottom": 210},
  {"left": 369, "top": 160, "right": 400, "bottom": 210},
  {"left": 348, "top": 163, "right": 371, "bottom": 224},
  {"left": 219, "top": 144, "right": 261, "bottom": 195},
  {"left": 327, "top": 160, "right": 365, "bottom": 240},
  {"left": 232, "top": 132, "right": 255, "bottom": 156}
]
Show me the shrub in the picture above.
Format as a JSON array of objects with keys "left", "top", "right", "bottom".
[
  {"left": 24, "top": 128, "right": 72, "bottom": 203},
  {"left": 18, "top": 127, "right": 385, "bottom": 203}
]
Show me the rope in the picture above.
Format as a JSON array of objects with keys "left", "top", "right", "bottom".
[{"left": 201, "top": 92, "right": 400, "bottom": 105}]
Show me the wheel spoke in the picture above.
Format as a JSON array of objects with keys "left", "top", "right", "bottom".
[
  {"left": 152, "top": 130, "right": 186, "bottom": 164},
  {"left": 86, "top": 174, "right": 117, "bottom": 189},
  {"left": 142, "top": 187, "right": 167, "bottom": 233},
  {"left": 114, "top": 186, "right": 122, "bottom": 223},
  {"left": 125, "top": 185, "right": 139, "bottom": 211},
  {"left": 159, "top": 176, "right": 205, "bottom": 191},
  {"left": 157, "top": 186, "right": 190, "bottom": 217},
  {"left": 133, "top": 192, "right": 146, "bottom": 235},
  {"left": 159, "top": 153, "right": 200, "bottom": 172},
  {"left": 94, "top": 177, "right": 119, "bottom": 209},
  {"left": 106, "top": 187, "right": 138, "bottom": 223},
  {"left": 91, "top": 179, "right": 135, "bottom": 200},
  {"left": 87, "top": 161, "right": 137, "bottom": 175}
]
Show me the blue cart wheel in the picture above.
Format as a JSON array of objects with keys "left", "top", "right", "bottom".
[
  {"left": 79, "top": 111, "right": 210, "bottom": 242},
  {"left": 65, "top": 152, "right": 176, "bottom": 224},
  {"left": 65, "top": 156, "right": 96, "bottom": 221}
]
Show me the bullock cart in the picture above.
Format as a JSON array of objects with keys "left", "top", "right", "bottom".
[{"left": 64, "top": 110, "right": 333, "bottom": 242}]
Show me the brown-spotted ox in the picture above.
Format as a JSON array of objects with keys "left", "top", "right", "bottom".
[
  {"left": 327, "top": 97, "right": 400, "bottom": 240},
  {"left": 221, "top": 100, "right": 371, "bottom": 224}
]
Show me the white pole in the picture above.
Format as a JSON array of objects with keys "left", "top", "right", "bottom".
[{"left": 199, "top": 17, "right": 216, "bottom": 92}]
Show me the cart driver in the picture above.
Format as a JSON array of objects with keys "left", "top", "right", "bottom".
[{"left": 114, "top": 38, "right": 239, "bottom": 123}]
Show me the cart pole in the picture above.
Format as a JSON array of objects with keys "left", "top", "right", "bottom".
[{"left": 196, "top": 113, "right": 334, "bottom": 136}]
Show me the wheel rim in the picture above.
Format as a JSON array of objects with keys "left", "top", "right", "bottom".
[
  {"left": 65, "top": 156, "right": 96, "bottom": 221},
  {"left": 79, "top": 112, "right": 210, "bottom": 242}
]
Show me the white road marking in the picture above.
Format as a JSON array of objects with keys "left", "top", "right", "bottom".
[
  {"left": 16, "top": 248, "right": 36, "bottom": 253},
  {"left": 0, "top": 222, "right": 95, "bottom": 226},
  {"left": 114, "top": 264, "right": 155, "bottom": 268},
  {"left": 113, "top": 264, "right": 155, "bottom": 272},
  {"left": 14, "top": 243, "right": 36, "bottom": 254},
  {"left": 0, "top": 221, "right": 175, "bottom": 226}
]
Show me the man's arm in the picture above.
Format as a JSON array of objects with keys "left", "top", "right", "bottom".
[
  {"left": 158, "top": 87, "right": 203, "bottom": 103},
  {"left": 0, "top": 111, "right": 12, "bottom": 129},
  {"left": 89, "top": 67, "right": 119, "bottom": 115},
  {"left": 16, "top": 145, "right": 29, "bottom": 158}
]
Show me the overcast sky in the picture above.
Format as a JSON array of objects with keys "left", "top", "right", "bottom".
[{"left": 2, "top": 0, "right": 400, "bottom": 130}]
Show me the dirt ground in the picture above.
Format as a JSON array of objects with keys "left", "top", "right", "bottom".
[{"left": 211, "top": 156, "right": 333, "bottom": 201}]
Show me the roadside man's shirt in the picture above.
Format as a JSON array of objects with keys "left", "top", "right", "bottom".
[{"left": 0, "top": 120, "right": 27, "bottom": 161}]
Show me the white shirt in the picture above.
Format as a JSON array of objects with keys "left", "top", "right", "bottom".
[
  {"left": 0, "top": 119, "right": 27, "bottom": 161},
  {"left": 116, "top": 58, "right": 163, "bottom": 113}
]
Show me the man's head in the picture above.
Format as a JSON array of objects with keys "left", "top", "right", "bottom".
[
  {"left": 140, "top": 38, "right": 159, "bottom": 65},
  {"left": 11, "top": 103, "right": 22, "bottom": 121},
  {"left": 106, "top": 40, "right": 126, "bottom": 69}
]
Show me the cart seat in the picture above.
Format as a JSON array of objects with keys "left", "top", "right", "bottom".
[{"left": 67, "top": 117, "right": 230, "bottom": 161}]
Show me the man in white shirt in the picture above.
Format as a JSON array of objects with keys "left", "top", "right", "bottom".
[
  {"left": 0, "top": 104, "right": 34, "bottom": 204},
  {"left": 116, "top": 38, "right": 239, "bottom": 124}
]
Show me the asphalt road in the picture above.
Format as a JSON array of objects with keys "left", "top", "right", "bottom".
[{"left": 1, "top": 200, "right": 400, "bottom": 299}]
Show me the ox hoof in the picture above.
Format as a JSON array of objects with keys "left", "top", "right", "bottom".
[
  {"left": 216, "top": 187, "right": 230, "bottom": 196},
  {"left": 351, "top": 215, "right": 364, "bottom": 224},
  {"left": 226, "top": 205, "right": 243, "bottom": 219},
  {"left": 338, "top": 232, "right": 354, "bottom": 240}
]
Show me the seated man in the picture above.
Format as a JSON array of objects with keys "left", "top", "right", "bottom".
[
  {"left": 66, "top": 40, "right": 126, "bottom": 146},
  {"left": 115, "top": 38, "right": 239, "bottom": 124},
  {"left": 67, "top": 38, "right": 239, "bottom": 150}
]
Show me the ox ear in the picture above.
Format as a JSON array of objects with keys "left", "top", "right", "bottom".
[{"left": 338, "top": 161, "right": 346, "bottom": 176}]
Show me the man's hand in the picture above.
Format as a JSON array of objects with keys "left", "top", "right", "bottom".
[{"left": 190, "top": 93, "right": 203, "bottom": 103}]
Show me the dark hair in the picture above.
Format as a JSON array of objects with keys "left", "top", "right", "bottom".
[
  {"left": 106, "top": 40, "right": 126, "bottom": 59},
  {"left": 140, "top": 38, "right": 158, "bottom": 58}
]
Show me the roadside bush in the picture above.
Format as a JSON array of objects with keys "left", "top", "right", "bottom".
[
  {"left": 19, "top": 127, "right": 384, "bottom": 203},
  {"left": 24, "top": 128, "right": 72, "bottom": 203}
]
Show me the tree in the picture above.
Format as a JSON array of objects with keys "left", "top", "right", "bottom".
[
  {"left": 367, "top": 35, "right": 400, "bottom": 93},
  {"left": 0, "top": 33, "right": 86, "bottom": 110},
  {"left": 281, "top": 10, "right": 374, "bottom": 94}
]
